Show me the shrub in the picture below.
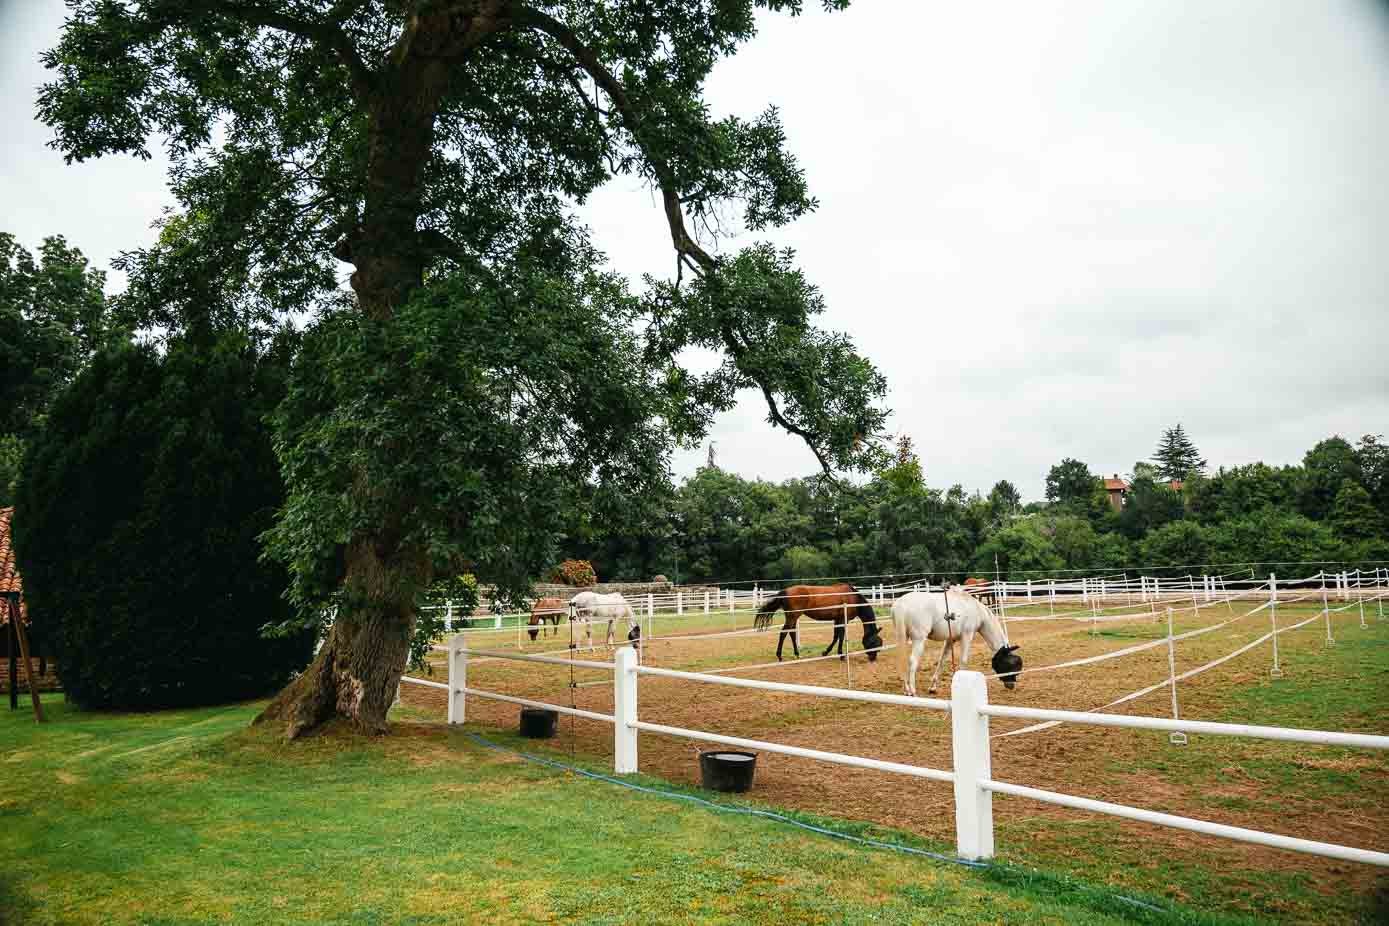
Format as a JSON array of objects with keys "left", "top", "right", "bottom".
[
  {"left": 550, "top": 558, "right": 597, "bottom": 586},
  {"left": 13, "top": 334, "right": 314, "bottom": 709}
]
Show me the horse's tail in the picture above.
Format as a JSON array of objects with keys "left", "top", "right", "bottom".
[{"left": 754, "top": 590, "right": 788, "bottom": 632}]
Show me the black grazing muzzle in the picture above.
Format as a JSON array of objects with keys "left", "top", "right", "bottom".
[
  {"left": 628, "top": 624, "right": 641, "bottom": 645},
  {"left": 992, "top": 644, "right": 1022, "bottom": 689}
]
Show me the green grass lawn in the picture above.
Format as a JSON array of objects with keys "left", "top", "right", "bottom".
[{"left": 3, "top": 695, "right": 1259, "bottom": 926}]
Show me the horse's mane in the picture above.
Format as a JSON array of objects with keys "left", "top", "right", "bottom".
[{"left": 850, "top": 589, "right": 878, "bottom": 626}]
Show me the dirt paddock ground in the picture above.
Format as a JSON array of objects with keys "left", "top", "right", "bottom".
[{"left": 399, "top": 592, "right": 1389, "bottom": 921}]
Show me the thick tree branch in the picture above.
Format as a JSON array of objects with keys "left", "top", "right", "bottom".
[
  {"left": 198, "top": 1, "right": 376, "bottom": 101},
  {"left": 512, "top": 3, "right": 842, "bottom": 478},
  {"left": 509, "top": 3, "right": 715, "bottom": 273}
]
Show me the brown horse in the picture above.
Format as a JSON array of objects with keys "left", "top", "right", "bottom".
[
  {"left": 528, "top": 597, "right": 567, "bottom": 641},
  {"left": 963, "top": 576, "right": 998, "bottom": 608},
  {"left": 754, "top": 583, "right": 883, "bottom": 662}
]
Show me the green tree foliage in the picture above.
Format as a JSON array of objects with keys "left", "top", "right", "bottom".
[
  {"left": 773, "top": 545, "right": 831, "bottom": 581},
  {"left": 1138, "top": 521, "right": 1211, "bottom": 575},
  {"left": 0, "top": 233, "right": 111, "bottom": 436},
  {"left": 1329, "top": 479, "right": 1384, "bottom": 543},
  {"left": 1046, "top": 515, "right": 1098, "bottom": 570},
  {"left": 38, "top": 2, "right": 890, "bottom": 734},
  {"left": 1207, "top": 509, "right": 1342, "bottom": 567},
  {"left": 1151, "top": 423, "right": 1206, "bottom": 481},
  {"left": 0, "top": 433, "right": 22, "bottom": 508},
  {"left": 971, "top": 519, "right": 1064, "bottom": 579},
  {"left": 0, "top": 233, "right": 115, "bottom": 507},
  {"left": 13, "top": 334, "right": 313, "bottom": 709},
  {"left": 1299, "top": 436, "right": 1363, "bottom": 521},
  {"left": 1187, "top": 463, "right": 1301, "bottom": 524},
  {"left": 1044, "top": 458, "right": 1096, "bottom": 506},
  {"left": 1117, "top": 475, "right": 1185, "bottom": 540},
  {"left": 987, "top": 479, "right": 1022, "bottom": 523}
]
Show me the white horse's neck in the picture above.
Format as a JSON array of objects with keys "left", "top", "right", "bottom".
[{"left": 974, "top": 604, "right": 1008, "bottom": 653}]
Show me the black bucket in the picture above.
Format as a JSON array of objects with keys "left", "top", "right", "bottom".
[
  {"left": 519, "top": 707, "right": 558, "bottom": 739},
  {"left": 698, "top": 750, "right": 758, "bottom": 793}
]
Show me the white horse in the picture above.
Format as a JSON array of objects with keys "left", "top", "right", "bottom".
[
  {"left": 893, "top": 587, "right": 1022, "bottom": 696},
  {"left": 568, "top": 591, "right": 636, "bottom": 649}
]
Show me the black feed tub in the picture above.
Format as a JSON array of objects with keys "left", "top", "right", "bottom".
[
  {"left": 519, "top": 707, "right": 558, "bottom": 739},
  {"left": 698, "top": 750, "right": 758, "bottom": 793}
]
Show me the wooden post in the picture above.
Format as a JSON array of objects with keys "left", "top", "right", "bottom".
[
  {"left": 8, "top": 602, "right": 43, "bottom": 721},
  {"left": 7, "top": 612, "right": 16, "bottom": 712},
  {"left": 10, "top": 597, "right": 44, "bottom": 721}
]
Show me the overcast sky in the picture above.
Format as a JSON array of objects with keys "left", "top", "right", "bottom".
[{"left": 3, "top": 1, "right": 1387, "bottom": 500}]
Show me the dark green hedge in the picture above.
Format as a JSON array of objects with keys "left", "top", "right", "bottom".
[{"left": 13, "top": 334, "right": 313, "bottom": 709}]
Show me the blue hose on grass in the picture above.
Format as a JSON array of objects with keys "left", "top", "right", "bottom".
[{"left": 461, "top": 731, "right": 1166, "bottom": 916}]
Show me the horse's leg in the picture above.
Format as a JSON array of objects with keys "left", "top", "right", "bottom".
[
  {"left": 906, "top": 637, "right": 926, "bottom": 697},
  {"left": 926, "top": 636, "right": 952, "bottom": 694},
  {"left": 776, "top": 618, "right": 788, "bottom": 661},
  {"left": 789, "top": 616, "right": 801, "bottom": 658},
  {"left": 822, "top": 619, "right": 843, "bottom": 658},
  {"left": 959, "top": 629, "right": 976, "bottom": 668}
]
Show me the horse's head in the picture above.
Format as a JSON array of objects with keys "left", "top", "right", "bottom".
[
  {"left": 991, "top": 644, "right": 1022, "bottom": 690},
  {"left": 628, "top": 624, "right": 641, "bottom": 644},
  {"left": 528, "top": 625, "right": 540, "bottom": 642}
]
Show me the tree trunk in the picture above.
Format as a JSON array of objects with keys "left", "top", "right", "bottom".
[
  {"left": 261, "top": 31, "right": 461, "bottom": 740},
  {"left": 257, "top": 542, "right": 423, "bottom": 738}
]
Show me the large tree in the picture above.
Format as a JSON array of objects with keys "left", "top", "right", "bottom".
[
  {"left": 1044, "top": 457, "right": 1096, "bottom": 506},
  {"left": 40, "top": 1, "right": 887, "bottom": 736},
  {"left": 1151, "top": 423, "right": 1206, "bottom": 482},
  {"left": 0, "top": 233, "right": 113, "bottom": 503}
]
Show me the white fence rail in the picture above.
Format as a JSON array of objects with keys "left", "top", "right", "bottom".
[{"left": 403, "top": 622, "right": 1389, "bottom": 869}]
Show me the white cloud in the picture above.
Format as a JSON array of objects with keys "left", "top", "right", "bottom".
[{"left": 4, "top": 0, "right": 1387, "bottom": 500}]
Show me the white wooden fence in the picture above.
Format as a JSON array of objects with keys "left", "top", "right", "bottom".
[{"left": 408, "top": 636, "right": 1389, "bottom": 867}]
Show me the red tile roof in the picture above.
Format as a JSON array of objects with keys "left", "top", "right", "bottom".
[
  {"left": 0, "top": 507, "right": 18, "bottom": 596},
  {"left": 1103, "top": 478, "right": 1129, "bottom": 491},
  {"left": 0, "top": 507, "right": 25, "bottom": 626}
]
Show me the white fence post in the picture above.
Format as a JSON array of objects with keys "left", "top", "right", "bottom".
[
  {"left": 950, "top": 670, "right": 994, "bottom": 860},
  {"left": 1269, "top": 573, "right": 1283, "bottom": 678},
  {"left": 646, "top": 593, "right": 654, "bottom": 618},
  {"left": 1358, "top": 571, "right": 1368, "bottom": 630},
  {"left": 1322, "top": 573, "right": 1335, "bottom": 645},
  {"left": 447, "top": 632, "right": 467, "bottom": 725},
  {"left": 613, "top": 645, "right": 638, "bottom": 774},
  {"left": 677, "top": 590, "right": 683, "bottom": 616},
  {"left": 445, "top": 600, "right": 453, "bottom": 632},
  {"left": 704, "top": 590, "right": 710, "bottom": 615},
  {"left": 1165, "top": 608, "right": 1186, "bottom": 746}
]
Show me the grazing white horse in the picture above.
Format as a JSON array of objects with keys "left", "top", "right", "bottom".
[
  {"left": 893, "top": 588, "right": 1022, "bottom": 696},
  {"left": 568, "top": 591, "right": 636, "bottom": 649}
]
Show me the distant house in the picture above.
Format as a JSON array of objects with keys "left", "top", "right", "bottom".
[
  {"left": 1103, "top": 475, "right": 1129, "bottom": 511},
  {"left": 2, "top": 506, "right": 59, "bottom": 699},
  {"left": 1103, "top": 475, "right": 1185, "bottom": 511}
]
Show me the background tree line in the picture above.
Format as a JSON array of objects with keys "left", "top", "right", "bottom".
[{"left": 566, "top": 428, "right": 1389, "bottom": 584}]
